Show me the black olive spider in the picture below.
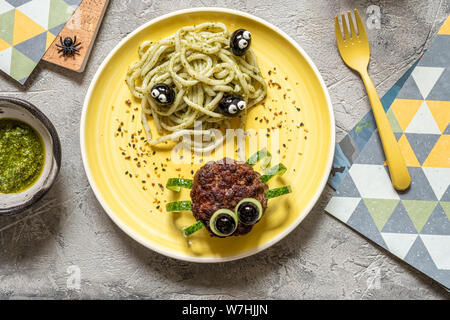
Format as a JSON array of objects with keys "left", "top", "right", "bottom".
[{"left": 55, "top": 36, "right": 81, "bottom": 56}]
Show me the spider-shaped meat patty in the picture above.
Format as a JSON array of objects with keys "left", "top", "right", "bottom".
[{"left": 190, "top": 159, "right": 268, "bottom": 236}]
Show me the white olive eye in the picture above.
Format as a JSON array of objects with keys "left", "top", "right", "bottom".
[
  {"left": 237, "top": 100, "right": 246, "bottom": 110},
  {"left": 238, "top": 39, "right": 248, "bottom": 49},
  {"left": 229, "top": 104, "right": 238, "bottom": 114},
  {"left": 158, "top": 94, "right": 167, "bottom": 103},
  {"left": 243, "top": 31, "right": 251, "bottom": 40},
  {"left": 151, "top": 89, "right": 159, "bottom": 98}
]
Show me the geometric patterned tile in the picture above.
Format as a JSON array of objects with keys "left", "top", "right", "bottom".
[
  {"left": 411, "top": 66, "right": 445, "bottom": 99},
  {"left": 420, "top": 235, "right": 450, "bottom": 270},
  {"left": 335, "top": 172, "right": 361, "bottom": 198},
  {"left": 427, "top": 68, "right": 450, "bottom": 102},
  {"left": 402, "top": 200, "right": 437, "bottom": 233},
  {"left": 9, "top": 46, "right": 35, "bottom": 82},
  {"left": 326, "top": 17, "right": 450, "bottom": 290},
  {"left": 426, "top": 100, "right": 450, "bottom": 134},
  {"left": 422, "top": 135, "right": 450, "bottom": 168},
  {"left": 381, "top": 232, "right": 418, "bottom": 260},
  {"left": 421, "top": 203, "right": 450, "bottom": 235},
  {"left": 349, "top": 164, "right": 400, "bottom": 200},
  {"left": 405, "top": 133, "right": 441, "bottom": 165},
  {"left": 381, "top": 201, "right": 418, "bottom": 234},
  {"left": 397, "top": 134, "right": 420, "bottom": 167},
  {"left": 364, "top": 198, "right": 399, "bottom": 231},
  {"left": 398, "top": 167, "right": 438, "bottom": 201},
  {"left": 396, "top": 75, "right": 424, "bottom": 100},
  {"left": 0, "top": 1, "right": 14, "bottom": 15},
  {"left": 444, "top": 123, "right": 450, "bottom": 135},
  {"left": 12, "top": 8, "right": 45, "bottom": 45},
  {"left": 419, "top": 35, "right": 450, "bottom": 67},
  {"left": 442, "top": 201, "right": 450, "bottom": 220},
  {"left": 442, "top": 186, "right": 450, "bottom": 202},
  {"left": 404, "top": 236, "right": 448, "bottom": 286},
  {"left": 0, "top": 46, "right": 12, "bottom": 74},
  {"left": 354, "top": 131, "right": 386, "bottom": 165},
  {"left": 325, "top": 196, "right": 361, "bottom": 224},
  {"left": 48, "top": 0, "right": 76, "bottom": 30},
  {"left": 0, "top": 8, "right": 15, "bottom": 45},
  {"left": 4, "top": 0, "right": 32, "bottom": 7},
  {"left": 17, "top": 0, "right": 50, "bottom": 30},
  {"left": 14, "top": 30, "right": 46, "bottom": 63},
  {"left": 422, "top": 167, "right": 450, "bottom": 200},
  {"left": 404, "top": 101, "right": 441, "bottom": 135},
  {"left": 347, "top": 200, "right": 387, "bottom": 249},
  {"left": 390, "top": 99, "right": 423, "bottom": 131}
]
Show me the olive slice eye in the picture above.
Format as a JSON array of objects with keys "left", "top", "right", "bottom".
[
  {"left": 237, "top": 100, "right": 246, "bottom": 110},
  {"left": 229, "top": 104, "right": 238, "bottom": 114},
  {"left": 238, "top": 39, "right": 248, "bottom": 49},
  {"left": 210, "top": 209, "right": 238, "bottom": 237},
  {"left": 236, "top": 198, "right": 263, "bottom": 225},
  {"left": 243, "top": 31, "right": 251, "bottom": 40},
  {"left": 159, "top": 94, "right": 167, "bottom": 103},
  {"left": 151, "top": 89, "right": 159, "bottom": 98}
]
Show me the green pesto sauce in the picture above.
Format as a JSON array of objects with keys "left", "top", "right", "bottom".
[{"left": 0, "top": 119, "right": 45, "bottom": 194}]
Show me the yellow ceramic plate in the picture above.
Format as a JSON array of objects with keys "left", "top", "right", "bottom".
[{"left": 81, "top": 8, "right": 335, "bottom": 262}]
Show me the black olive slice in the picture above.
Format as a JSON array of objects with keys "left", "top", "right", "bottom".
[
  {"left": 230, "top": 29, "right": 252, "bottom": 56},
  {"left": 236, "top": 198, "right": 263, "bottom": 225},
  {"left": 150, "top": 83, "right": 175, "bottom": 105},
  {"left": 218, "top": 94, "right": 246, "bottom": 117},
  {"left": 210, "top": 209, "right": 238, "bottom": 237}
]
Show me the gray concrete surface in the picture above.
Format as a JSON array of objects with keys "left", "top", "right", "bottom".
[{"left": 0, "top": 0, "right": 449, "bottom": 299}]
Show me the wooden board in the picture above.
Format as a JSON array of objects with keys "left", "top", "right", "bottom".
[{"left": 43, "top": 0, "right": 109, "bottom": 73}]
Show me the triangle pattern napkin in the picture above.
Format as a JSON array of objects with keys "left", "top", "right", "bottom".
[
  {"left": 326, "top": 16, "right": 450, "bottom": 290},
  {"left": 0, "top": 0, "right": 82, "bottom": 84}
]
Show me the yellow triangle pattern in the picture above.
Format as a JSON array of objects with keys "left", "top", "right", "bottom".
[
  {"left": 0, "top": 37, "right": 10, "bottom": 52},
  {"left": 12, "top": 9, "right": 46, "bottom": 46},
  {"left": 422, "top": 135, "right": 450, "bottom": 168},
  {"left": 390, "top": 99, "right": 423, "bottom": 131},
  {"left": 45, "top": 31, "right": 56, "bottom": 50},
  {"left": 438, "top": 16, "right": 450, "bottom": 35},
  {"left": 426, "top": 100, "right": 450, "bottom": 133},
  {"left": 398, "top": 134, "right": 421, "bottom": 167}
]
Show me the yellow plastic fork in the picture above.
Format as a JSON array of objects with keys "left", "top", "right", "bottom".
[{"left": 335, "top": 9, "right": 411, "bottom": 191}]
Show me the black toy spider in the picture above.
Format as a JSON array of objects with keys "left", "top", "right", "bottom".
[{"left": 56, "top": 36, "right": 81, "bottom": 56}]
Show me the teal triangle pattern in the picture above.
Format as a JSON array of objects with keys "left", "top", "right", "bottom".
[
  {"left": 335, "top": 172, "right": 360, "bottom": 197},
  {"left": 421, "top": 203, "right": 450, "bottom": 235},
  {"left": 347, "top": 200, "right": 388, "bottom": 249},
  {"left": 404, "top": 236, "right": 450, "bottom": 288},
  {"left": 398, "top": 167, "right": 438, "bottom": 201},
  {"left": 14, "top": 31, "right": 47, "bottom": 63},
  {"left": 381, "top": 201, "right": 417, "bottom": 234}
]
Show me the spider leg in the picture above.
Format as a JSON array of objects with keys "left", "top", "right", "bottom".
[
  {"left": 73, "top": 35, "right": 76, "bottom": 43},
  {"left": 73, "top": 48, "right": 79, "bottom": 53},
  {"left": 55, "top": 44, "right": 63, "bottom": 48},
  {"left": 57, "top": 49, "right": 63, "bottom": 53},
  {"left": 73, "top": 42, "right": 81, "bottom": 48},
  {"left": 60, "top": 37, "right": 64, "bottom": 46}
]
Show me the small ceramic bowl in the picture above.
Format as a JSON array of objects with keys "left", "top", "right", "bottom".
[{"left": 0, "top": 97, "right": 61, "bottom": 216}]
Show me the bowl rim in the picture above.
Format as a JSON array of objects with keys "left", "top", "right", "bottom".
[
  {"left": 80, "top": 7, "right": 336, "bottom": 263},
  {"left": 0, "top": 96, "right": 62, "bottom": 216}
]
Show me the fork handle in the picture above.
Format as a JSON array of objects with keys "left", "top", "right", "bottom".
[{"left": 359, "top": 70, "right": 411, "bottom": 191}]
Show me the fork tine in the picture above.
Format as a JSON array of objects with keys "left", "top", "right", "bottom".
[
  {"left": 347, "top": 11, "right": 357, "bottom": 38},
  {"left": 334, "top": 16, "right": 344, "bottom": 42},
  {"left": 354, "top": 9, "right": 367, "bottom": 39},
  {"left": 341, "top": 14, "right": 350, "bottom": 39}
]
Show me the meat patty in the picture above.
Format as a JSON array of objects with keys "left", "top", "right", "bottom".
[{"left": 190, "top": 158, "right": 268, "bottom": 237}]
